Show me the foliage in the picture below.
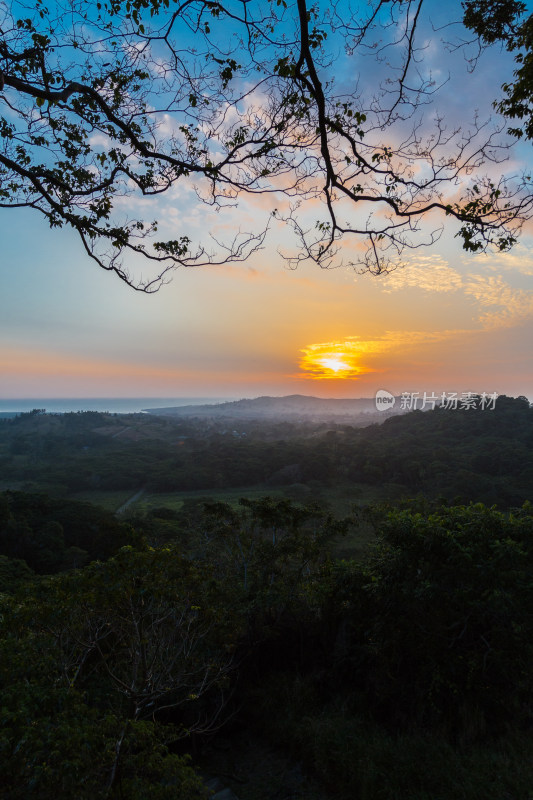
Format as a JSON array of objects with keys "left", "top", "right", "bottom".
[
  {"left": 0, "top": 544, "right": 239, "bottom": 797},
  {"left": 238, "top": 500, "right": 533, "bottom": 796},
  {"left": 323, "top": 394, "right": 533, "bottom": 506},
  {"left": 0, "top": 490, "right": 136, "bottom": 572},
  {"left": 28, "top": 546, "right": 239, "bottom": 723},
  {"left": 252, "top": 674, "right": 533, "bottom": 800},
  {"left": 363, "top": 502, "right": 533, "bottom": 737},
  {"left": 463, "top": 0, "right": 533, "bottom": 139},
  {"left": 1, "top": 396, "right": 533, "bottom": 511},
  {"left": 2, "top": 489, "right": 533, "bottom": 797},
  {"left": 0, "top": 682, "right": 206, "bottom": 799},
  {"left": 194, "top": 496, "right": 349, "bottom": 597},
  {"left": 2, "top": 404, "right": 533, "bottom": 796},
  {"left": 0, "top": 553, "right": 34, "bottom": 592},
  {"left": 0, "top": 0, "right": 531, "bottom": 287}
]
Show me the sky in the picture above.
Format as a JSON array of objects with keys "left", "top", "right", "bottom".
[{"left": 1, "top": 0, "right": 532, "bottom": 401}]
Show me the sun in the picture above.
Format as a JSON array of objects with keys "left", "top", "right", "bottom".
[
  {"left": 318, "top": 357, "right": 351, "bottom": 373},
  {"left": 299, "top": 341, "right": 367, "bottom": 380}
]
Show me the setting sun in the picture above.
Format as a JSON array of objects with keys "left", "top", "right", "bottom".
[
  {"left": 318, "top": 357, "right": 351, "bottom": 373},
  {"left": 299, "top": 341, "right": 369, "bottom": 380}
]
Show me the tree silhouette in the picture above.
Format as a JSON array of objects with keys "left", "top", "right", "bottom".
[
  {"left": 463, "top": 0, "right": 533, "bottom": 139},
  {"left": 1, "top": 0, "right": 531, "bottom": 289}
]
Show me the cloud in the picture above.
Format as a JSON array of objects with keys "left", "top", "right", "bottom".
[
  {"left": 464, "top": 244, "right": 533, "bottom": 276},
  {"left": 378, "top": 250, "right": 533, "bottom": 331},
  {"left": 463, "top": 275, "right": 533, "bottom": 329},
  {"left": 381, "top": 255, "right": 464, "bottom": 293},
  {"left": 298, "top": 329, "right": 468, "bottom": 379}
]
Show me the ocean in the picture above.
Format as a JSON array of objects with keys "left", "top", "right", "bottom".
[{"left": 0, "top": 397, "right": 234, "bottom": 415}]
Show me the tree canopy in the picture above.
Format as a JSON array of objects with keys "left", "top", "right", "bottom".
[
  {"left": 462, "top": 0, "right": 533, "bottom": 139},
  {"left": 1, "top": 0, "right": 531, "bottom": 289}
]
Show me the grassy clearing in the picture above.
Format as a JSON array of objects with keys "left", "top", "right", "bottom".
[
  {"left": 0, "top": 481, "right": 29, "bottom": 492},
  {"left": 131, "top": 483, "right": 383, "bottom": 558},
  {"left": 68, "top": 489, "right": 137, "bottom": 512},
  {"left": 134, "top": 486, "right": 288, "bottom": 515},
  {"left": 133, "top": 481, "right": 398, "bottom": 516},
  {"left": 67, "top": 481, "right": 401, "bottom": 558}
]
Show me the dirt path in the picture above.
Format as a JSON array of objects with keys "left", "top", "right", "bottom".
[
  {"left": 115, "top": 487, "right": 145, "bottom": 514},
  {"left": 111, "top": 426, "right": 132, "bottom": 438}
]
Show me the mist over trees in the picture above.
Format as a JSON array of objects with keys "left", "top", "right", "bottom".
[{"left": 1, "top": 394, "right": 531, "bottom": 507}]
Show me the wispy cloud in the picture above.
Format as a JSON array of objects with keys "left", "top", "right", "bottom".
[
  {"left": 381, "top": 255, "right": 464, "bottom": 293},
  {"left": 463, "top": 244, "right": 533, "bottom": 276},
  {"left": 379, "top": 250, "right": 533, "bottom": 331},
  {"left": 464, "top": 275, "right": 533, "bottom": 329}
]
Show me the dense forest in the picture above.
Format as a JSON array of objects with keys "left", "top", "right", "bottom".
[
  {"left": 1, "top": 396, "right": 533, "bottom": 798},
  {"left": 1, "top": 394, "right": 531, "bottom": 505}
]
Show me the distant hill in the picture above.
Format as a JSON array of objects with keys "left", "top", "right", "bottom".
[{"left": 143, "top": 394, "right": 400, "bottom": 420}]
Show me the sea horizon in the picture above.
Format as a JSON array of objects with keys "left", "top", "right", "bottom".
[
  {"left": 0, "top": 397, "right": 238, "bottom": 415},
  {"left": 0, "top": 391, "right": 524, "bottom": 416}
]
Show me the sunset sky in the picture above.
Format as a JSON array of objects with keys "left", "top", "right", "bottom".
[{"left": 1, "top": 1, "right": 532, "bottom": 401}]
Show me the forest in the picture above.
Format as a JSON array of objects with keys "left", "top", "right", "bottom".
[
  {"left": 3, "top": 0, "right": 533, "bottom": 794},
  {"left": 1, "top": 395, "right": 533, "bottom": 799}
]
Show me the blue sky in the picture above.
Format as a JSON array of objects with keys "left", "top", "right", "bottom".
[{"left": 1, "top": 0, "right": 532, "bottom": 399}]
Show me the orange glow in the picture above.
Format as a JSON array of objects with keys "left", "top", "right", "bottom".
[
  {"left": 318, "top": 357, "right": 351, "bottom": 373},
  {"left": 300, "top": 342, "right": 367, "bottom": 380},
  {"left": 297, "top": 330, "right": 476, "bottom": 386}
]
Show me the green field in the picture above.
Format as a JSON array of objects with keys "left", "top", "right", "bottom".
[
  {"left": 67, "top": 482, "right": 394, "bottom": 559},
  {"left": 69, "top": 481, "right": 395, "bottom": 515},
  {"left": 131, "top": 481, "right": 398, "bottom": 515},
  {"left": 133, "top": 486, "right": 288, "bottom": 514},
  {"left": 68, "top": 489, "right": 138, "bottom": 512}
]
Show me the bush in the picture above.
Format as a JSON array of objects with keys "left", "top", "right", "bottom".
[{"left": 364, "top": 503, "right": 533, "bottom": 737}]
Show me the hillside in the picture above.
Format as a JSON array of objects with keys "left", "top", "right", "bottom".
[
  {"left": 1, "top": 394, "right": 531, "bottom": 510},
  {"left": 143, "top": 393, "right": 399, "bottom": 420}
]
